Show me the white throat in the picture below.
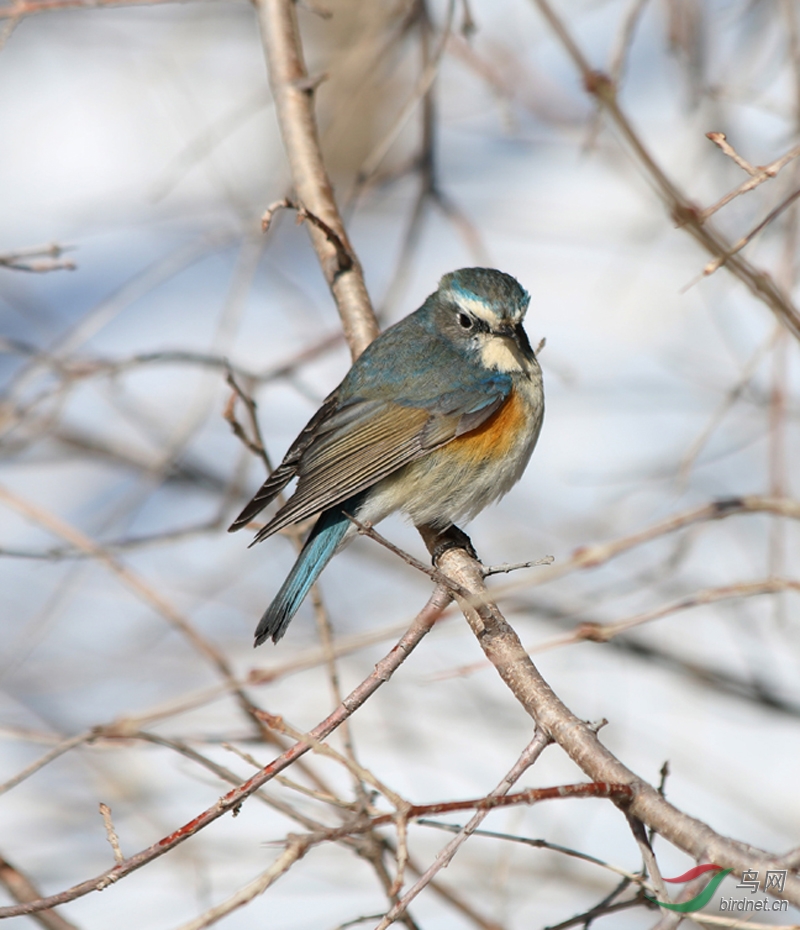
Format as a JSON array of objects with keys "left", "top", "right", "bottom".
[{"left": 479, "top": 333, "right": 527, "bottom": 373}]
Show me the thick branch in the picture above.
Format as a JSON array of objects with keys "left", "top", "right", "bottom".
[
  {"left": 255, "top": 0, "right": 379, "bottom": 357},
  {"left": 435, "top": 548, "right": 800, "bottom": 906}
]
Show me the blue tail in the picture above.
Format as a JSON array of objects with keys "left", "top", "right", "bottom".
[{"left": 254, "top": 495, "right": 363, "bottom": 645}]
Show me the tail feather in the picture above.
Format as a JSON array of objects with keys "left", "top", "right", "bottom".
[{"left": 254, "top": 498, "right": 360, "bottom": 645}]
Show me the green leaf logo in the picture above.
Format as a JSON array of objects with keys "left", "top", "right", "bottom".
[{"left": 646, "top": 866, "right": 732, "bottom": 913}]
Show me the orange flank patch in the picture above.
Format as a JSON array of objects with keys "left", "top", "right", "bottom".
[{"left": 448, "top": 389, "right": 525, "bottom": 463}]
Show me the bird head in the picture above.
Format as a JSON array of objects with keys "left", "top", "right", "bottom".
[{"left": 429, "top": 268, "right": 535, "bottom": 372}]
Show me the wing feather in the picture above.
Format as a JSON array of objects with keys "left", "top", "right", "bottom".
[
  {"left": 228, "top": 390, "right": 340, "bottom": 532},
  {"left": 237, "top": 363, "right": 513, "bottom": 543},
  {"left": 253, "top": 404, "right": 432, "bottom": 540}
]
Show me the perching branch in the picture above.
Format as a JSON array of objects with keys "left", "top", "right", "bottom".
[
  {"left": 251, "top": 0, "right": 800, "bottom": 916},
  {"left": 433, "top": 545, "right": 800, "bottom": 905}
]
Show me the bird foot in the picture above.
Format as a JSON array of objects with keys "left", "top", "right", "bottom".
[{"left": 419, "top": 524, "right": 478, "bottom": 565}]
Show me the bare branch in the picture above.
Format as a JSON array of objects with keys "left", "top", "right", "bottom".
[
  {"left": 433, "top": 544, "right": 800, "bottom": 905},
  {"left": 171, "top": 841, "right": 308, "bottom": 930},
  {"left": 255, "top": 0, "right": 379, "bottom": 357},
  {"left": 702, "top": 133, "right": 800, "bottom": 219},
  {"left": 0, "top": 856, "right": 79, "bottom": 930},
  {"left": 374, "top": 729, "right": 552, "bottom": 929},
  {"left": 699, "top": 185, "right": 800, "bottom": 279},
  {"left": 0, "top": 242, "right": 75, "bottom": 272},
  {"left": 528, "top": 0, "right": 800, "bottom": 343},
  {"left": 98, "top": 804, "right": 124, "bottom": 865},
  {"left": 0, "top": 590, "right": 447, "bottom": 919}
]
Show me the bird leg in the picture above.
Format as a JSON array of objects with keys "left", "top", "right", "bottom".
[{"left": 417, "top": 523, "right": 478, "bottom": 565}]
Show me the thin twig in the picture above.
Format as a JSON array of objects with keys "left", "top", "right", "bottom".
[
  {"left": 294, "top": 782, "right": 635, "bottom": 847},
  {"left": 356, "top": 0, "right": 455, "bottom": 187},
  {"left": 98, "top": 804, "right": 124, "bottom": 864},
  {"left": 0, "top": 242, "right": 76, "bottom": 272},
  {"left": 171, "top": 841, "right": 308, "bottom": 930},
  {"left": 418, "top": 819, "right": 648, "bottom": 886},
  {"left": 0, "top": 731, "right": 93, "bottom": 796},
  {"left": 0, "top": 856, "right": 79, "bottom": 930},
  {"left": 0, "top": 589, "right": 448, "bottom": 919},
  {"left": 483, "top": 556, "right": 554, "bottom": 576},
  {"left": 374, "top": 729, "right": 552, "bottom": 928},
  {"left": 584, "top": 0, "right": 650, "bottom": 151},
  {"left": 698, "top": 185, "right": 800, "bottom": 279},
  {"left": 626, "top": 815, "right": 669, "bottom": 905},
  {"left": 706, "top": 131, "right": 759, "bottom": 175},
  {"left": 224, "top": 371, "right": 271, "bottom": 471},
  {"left": 256, "top": 712, "right": 410, "bottom": 812},
  {"left": 481, "top": 496, "right": 800, "bottom": 607},
  {"left": 432, "top": 544, "right": 800, "bottom": 905},
  {"left": 262, "top": 197, "right": 355, "bottom": 273},
  {"left": 0, "top": 486, "right": 253, "bottom": 704},
  {"left": 677, "top": 325, "right": 781, "bottom": 487},
  {"left": 545, "top": 895, "right": 649, "bottom": 930},
  {"left": 702, "top": 133, "right": 800, "bottom": 219},
  {"left": 572, "top": 578, "right": 800, "bottom": 644},
  {"left": 528, "top": 0, "right": 800, "bottom": 343}
]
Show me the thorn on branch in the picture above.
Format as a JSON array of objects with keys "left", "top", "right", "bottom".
[
  {"left": 657, "top": 761, "right": 670, "bottom": 796},
  {"left": 262, "top": 198, "right": 355, "bottom": 275},
  {"left": 586, "top": 718, "right": 609, "bottom": 734}
]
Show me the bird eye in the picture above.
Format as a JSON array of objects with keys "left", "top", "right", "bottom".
[{"left": 457, "top": 312, "right": 473, "bottom": 330}]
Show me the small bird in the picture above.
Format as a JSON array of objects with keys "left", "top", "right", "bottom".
[{"left": 229, "top": 267, "right": 545, "bottom": 645}]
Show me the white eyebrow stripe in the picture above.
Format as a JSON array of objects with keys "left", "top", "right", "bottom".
[
  {"left": 447, "top": 293, "right": 499, "bottom": 325},
  {"left": 444, "top": 289, "right": 527, "bottom": 325}
]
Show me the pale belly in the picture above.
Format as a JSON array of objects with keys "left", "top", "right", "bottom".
[{"left": 359, "top": 367, "right": 544, "bottom": 529}]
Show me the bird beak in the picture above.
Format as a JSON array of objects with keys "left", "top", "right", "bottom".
[{"left": 495, "top": 323, "right": 516, "bottom": 339}]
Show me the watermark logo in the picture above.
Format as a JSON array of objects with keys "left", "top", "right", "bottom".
[
  {"left": 647, "top": 865, "right": 789, "bottom": 914},
  {"left": 646, "top": 865, "right": 731, "bottom": 913}
]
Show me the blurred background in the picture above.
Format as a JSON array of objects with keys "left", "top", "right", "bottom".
[{"left": 1, "top": 0, "right": 799, "bottom": 927}]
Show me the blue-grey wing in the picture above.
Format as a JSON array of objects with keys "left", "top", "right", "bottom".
[
  {"left": 251, "top": 375, "right": 510, "bottom": 541},
  {"left": 230, "top": 312, "right": 512, "bottom": 540},
  {"left": 227, "top": 389, "right": 340, "bottom": 533}
]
